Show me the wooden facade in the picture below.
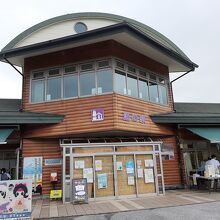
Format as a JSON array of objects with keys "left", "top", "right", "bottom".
[{"left": 20, "top": 39, "right": 182, "bottom": 195}]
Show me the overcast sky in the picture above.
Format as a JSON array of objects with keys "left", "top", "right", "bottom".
[{"left": 0, "top": 0, "right": 219, "bottom": 103}]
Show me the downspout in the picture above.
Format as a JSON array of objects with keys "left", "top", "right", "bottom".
[
  {"left": 3, "top": 58, "right": 24, "bottom": 180},
  {"left": 170, "top": 68, "right": 194, "bottom": 112}
]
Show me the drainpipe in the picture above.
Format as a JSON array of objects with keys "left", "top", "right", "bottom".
[
  {"left": 170, "top": 68, "right": 194, "bottom": 111},
  {"left": 4, "top": 58, "right": 24, "bottom": 111}
]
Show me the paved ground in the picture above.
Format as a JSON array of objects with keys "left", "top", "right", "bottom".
[{"left": 33, "top": 189, "right": 220, "bottom": 219}]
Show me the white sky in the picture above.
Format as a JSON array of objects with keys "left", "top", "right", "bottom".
[{"left": 0, "top": 0, "right": 219, "bottom": 103}]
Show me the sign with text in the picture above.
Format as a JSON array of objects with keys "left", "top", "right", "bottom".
[
  {"left": 122, "top": 112, "right": 146, "bottom": 124},
  {"left": 72, "top": 178, "right": 88, "bottom": 204},
  {"left": 91, "top": 108, "right": 104, "bottom": 122},
  {"left": 0, "top": 179, "right": 32, "bottom": 219}
]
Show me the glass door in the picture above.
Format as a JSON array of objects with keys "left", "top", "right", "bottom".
[
  {"left": 95, "top": 156, "right": 115, "bottom": 198},
  {"left": 116, "top": 155, "right": 136, "bottom": 196}
]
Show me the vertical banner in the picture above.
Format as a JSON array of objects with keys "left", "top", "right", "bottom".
[
  {"left": 23, "top": 157, "right": 43, "bottom": 195},
  {"left": 0, "top": 179, "right": 32, "bottom": 219}
]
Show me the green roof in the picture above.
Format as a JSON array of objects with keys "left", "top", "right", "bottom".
[{"left": 151, "top": 103, "right": 220, "bottom": 124}]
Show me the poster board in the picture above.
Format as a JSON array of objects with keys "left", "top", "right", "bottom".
[
  {"left": 23, "top": 157, "right": 42, "bottom": 195},
  {"left": 0, "top": 179, "right": 32, "bottom": 219},
  {"left": 72, "top": 178, "right": 88, "bottom": 204}
]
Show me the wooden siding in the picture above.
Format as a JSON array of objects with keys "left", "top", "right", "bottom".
[{"left": 22, "top": 139, "right": 61, "bottom": 195}]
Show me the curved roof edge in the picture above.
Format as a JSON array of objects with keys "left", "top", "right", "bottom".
[{"left": 2, "top": 12, "right": 191, "bottom": 62}]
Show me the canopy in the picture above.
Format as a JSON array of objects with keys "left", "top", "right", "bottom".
[
  {"left": 187, "top": 127, "right": 220, "bottom": 143},
  {"left": 0, "top": 128, "right": 13, "bottom": 143}
]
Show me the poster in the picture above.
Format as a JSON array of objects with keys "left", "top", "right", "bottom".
[
  {"left": 116, "top": 161, "right": 123, "bottom": 171},
  {"left": 97, "top": 173, "right": 108, "bottom": 189},
  {"left": 128, "top": 175, "right": 135, "bottom": 185},
  {"left": 137, "top": 168, "right": 144, "bottom": 178},
  {"left": 144, "top": 159, "right": 154, "bottom": 167},
  {"left": 95, "top": 160, "right": 102, "bottom": 171},
  {"left": 144, "top": 168, "right": 154, "bottom": 183},
  {"left": 72, "top": 178, "right": 88, "bottom": 204},
  {"left": 23, "top": 157, "right": 42, "bottom": 195},
  {"left": 0, "top": 179, "right": 32, "bottom": 219},
  {"left": 75, "top": 160, "right": 85, "bottom": 169},
  {"left": 137, "top": 160, "right": 142, "bottom": 168},
  {"left": 83, "top": 168, "right": 93, "bottom": 183},
  {"left": 126, "top": 160, "right": 134, "bottom": 174}
]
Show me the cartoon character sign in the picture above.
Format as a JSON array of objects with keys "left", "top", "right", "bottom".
[{"left": 0, "top": 179, "right": 32, "bottom": 219}]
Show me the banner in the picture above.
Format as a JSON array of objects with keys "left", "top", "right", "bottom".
[
  {"left": 23, "top": 157, "right": 43, "bottom": 195},
  {"left": 0, "top": 179, "right": 32, "bottom": 219}
]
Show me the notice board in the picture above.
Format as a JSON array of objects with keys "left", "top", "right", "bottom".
[{"left": 72, "top": 178, "right": 88, "bottom": 204}]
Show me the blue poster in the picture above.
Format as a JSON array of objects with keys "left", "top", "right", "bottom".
[
  {"left": 126, "top": 160, "right": 134, "bottom": 174},
  {"left": 97, "top": 173, "right": 107, "bottom": 189}
]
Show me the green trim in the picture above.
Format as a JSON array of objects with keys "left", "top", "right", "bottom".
[
  {"left": 186, "top": 127, "right": 220, "bottom": 143},
  {"left": 1, "top": 12, "right": 191, "bottom": 62},
  {"left": 0, "top": 128, "right": 13, "bottom": 142}
]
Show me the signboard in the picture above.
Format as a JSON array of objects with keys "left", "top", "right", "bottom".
[
  {"left": 0, "top": 179, "right": 32, "bottom": 219},
  {"left": 50, "top": 190, "right": 62, "bottom": 199},
  {"left": 123, "top": 112, "right": 146, "bottom": 124},
  {"left": 91, "top": 108, "right": 104, "bottom": 121},
  {"left": 144, "top": 168, "right": 155, "bottom": 183},
  {"left": 97, "top": 173, "right": 107, "bottom": 189},
  {"left": 126, "top": 160, "right": 134, "bottom": 174},
  {"left": 83, "top": 168, "right": 93, "bottom": 183},
  {"left": 23, "top": 157, "right": 43, "bottom": 195},
  {"left": 72, "top": 178, "right": 88, "bottom": 204}
]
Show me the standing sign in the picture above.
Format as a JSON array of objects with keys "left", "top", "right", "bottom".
[
  {"left": 0, "top": 179, "right": 32, "bottom": 219},
  {"left": 72, "top": 178, "right": 88, "bottom": 204},
  {"left": 23, "top": 157, "right": 43, "bottom": 195}
]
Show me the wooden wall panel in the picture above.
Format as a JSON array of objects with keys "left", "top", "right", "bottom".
[
  {"left": 161, "top": 137, "right": 182, "bottom": 186},
  {"left": 22, "top": 139, "right": 61, "bottom": 195}
]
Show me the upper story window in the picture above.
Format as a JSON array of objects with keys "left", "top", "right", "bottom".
[
  {"left": 30, "top": 58, "right": 169, "bottom": 106},
  {"left": 74, "top": 22, "right": 88, "bottom": 33}
]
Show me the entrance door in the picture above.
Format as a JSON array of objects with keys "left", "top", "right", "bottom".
[
  {"left": 116, "top": 155, "right": 136, "bottom": 196},
  {"left": 136, "top": 154, "right": 156, "bottom": 195},
  {"left": 95, "top": 156, "right": 115, "bottom": 197}
]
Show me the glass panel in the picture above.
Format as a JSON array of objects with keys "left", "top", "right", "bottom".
[
  {"left": 33, "top": 72, "right": 44, "bottom": 79},
  {"left": 127, "top": 74, "right": 138, "bottom": 97},
  {"left": 95, "top": 156, "right": 114, "bottom": 197},
  {"left": 149, "top": 82, "right": 159, "bottom": 103},
  {"left": 138, "top": 78, "right": 149, "bottom": 101},
  {"left": 73, "top": 157, "right": 94, "bottom": 199},
  {"left": 117, "top": 155, "right": 136, "bottom": 196},
  {"left": 47, "top": 77, "right": 61, "bottom": 100},
  {"left": 98, "top": 60, "right": 110, "bottom": 69},
  {"left": 80, "top": 71, "right": 96, "bottom": 96},
  {"left": 97, "top": 69, "right": 113, "bottom": 94},
  {"left": 114, "top": 70, "right": 126, "bottom": 95},
  {"left": 136, "top": 154, "right": 156, "bottom": 194},
  {"left": 63, "top": 74, "right": 78, "bottom": 98},
  {"left": 158, "top": 85, "right": 168, "bottom": 105},
  {"left": 64, "top": 65, "right": 76, "bottom": 74},
  {"left": 48, "top": 69, "right": 60, "bottom": 76},
  {"left": 31, "top": 80, "right": 45, "bottom": 102}
]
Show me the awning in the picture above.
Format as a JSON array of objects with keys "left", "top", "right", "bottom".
[
  {"left": 186, "top": 127, "right": 220, "bottom": 143},
  {"left": 0, "top": 128, "right": 13, "bottom": 143}
]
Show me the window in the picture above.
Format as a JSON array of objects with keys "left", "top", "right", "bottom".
[
  {"left": 158, "top": 84, "right": 168, "bottom": 105},
  {"left": 138, "top": 78, "right": 149, "bottom": 101},
  {"left": 63, "top": 74, "right": 78, "bottom": 98},
  {"left": 114, "top": 70, "right": 126, "bottom": 95},
  {"left": 97, "top": 69, "right": 113, "bottom": 94},
  {"left": 47, "top": 77, "right": 61, "bottom": 100},
  {"left": 127, "top": 74, "right": 138, "bottom": 97},
  {"left": 149, "top": 82, "right": 159, "bottom": 103},
  {"left": 74, "top": 22, "right": 87, "bottom": 33},
  {"left": 80, "top": 71, "right": 96, "bottom": 96},
  {"left": 31, "top": 80, "right": 45, "bottom": 102}
]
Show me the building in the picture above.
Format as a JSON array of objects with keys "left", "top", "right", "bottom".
[{"left": 0, "top": 12, "right": 199, "bottom": 202}]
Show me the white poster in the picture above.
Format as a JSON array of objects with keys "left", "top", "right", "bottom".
[
  {"left": 144, "top": 168, "right": 154, "bottom": 183},
  {"left": 144, "top": 159, "right": 154, "bottom": 167},
  {"left": 116, "top": 161, "right": 123, "bottom": 171},
  {"left": 75, "top": 160, "right": 85, "bottom": 169},
  {"left": 128, "top": 175, "right": 135, "bottom": 185},
  {"left": 137, "top": 160, "right": 142, "bottom": 168},
  {"left": 137, "top": 168, "right": 144, "bottom": 178},
  {"left": 95, "top": 160, "right": 102, "bottom": 171},
  {"left": 83, "top": 168, "right": 93, "bottom": 183},
  {"left": 0, "top": 179, "right": 32, "bottom": 219}
]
